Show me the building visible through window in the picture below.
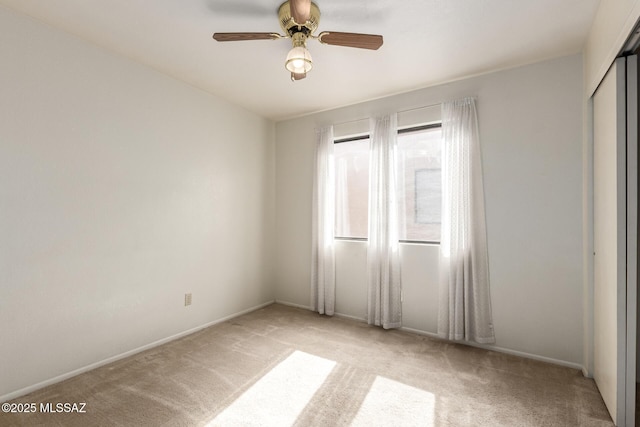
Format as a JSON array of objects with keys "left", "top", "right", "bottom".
[{"left": 334, "top": 124, "right": 442, "bottom": 243}]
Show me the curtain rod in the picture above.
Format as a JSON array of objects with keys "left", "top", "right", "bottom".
[{"left": 330, "top": 102, "right": 442, "bottom": 128}]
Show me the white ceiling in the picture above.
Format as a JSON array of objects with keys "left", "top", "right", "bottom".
[{"left": 0, "top": 0, "right": 600, "bottom": 121}]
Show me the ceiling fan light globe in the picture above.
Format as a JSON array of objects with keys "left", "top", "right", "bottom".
[{"left": 285, "top": 46, "right": 313, "bottom": 73}]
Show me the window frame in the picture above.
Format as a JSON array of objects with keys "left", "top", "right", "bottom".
[
  {"left": 333, "top": 122, "right": 442, "bottom": 245},
  {"left": 398, "top": 123, "right": 442, "bottom": 245},
  {"left": 333, "top": 133, "right": 371, "bottom": 240}
]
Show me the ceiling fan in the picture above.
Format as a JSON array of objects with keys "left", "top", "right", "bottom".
[{"left": 212, "top": 0, "right": 383, "bottom": 81}]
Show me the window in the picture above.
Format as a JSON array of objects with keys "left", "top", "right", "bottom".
[
  {"left": 397, "top": 125, "right": 442, "bottom": 242},
  {"left": 334, "top": 124, "right": 442, "bottom": 243},
  {"left": 334, "top": 136, "right": 370, "bottom": 239}
]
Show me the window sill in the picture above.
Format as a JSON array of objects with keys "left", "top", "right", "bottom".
[{"left": 334, "top": 237, "right": 440, "bottom": 246}]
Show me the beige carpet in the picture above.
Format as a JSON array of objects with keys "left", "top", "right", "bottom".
[{"left": 0, "top": 303, "right": 613, "bottom": 426}]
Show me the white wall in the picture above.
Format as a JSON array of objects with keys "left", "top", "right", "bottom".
[
  {"left": 0, "top": 6, "right": 275, "bottom": 399},
  {"left": 275, "top": 54, "right": 584, "bottom": 366}
]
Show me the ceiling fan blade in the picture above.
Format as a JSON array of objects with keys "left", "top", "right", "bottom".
[
  {"left": 318, "top": 32, "right": 383, "bottom": 50},
  {"left": 291, "top": 72, "right": 307, "bottom": 81},
  {"left": 290, "top": 0, "right": 311, "bottom": 24},
  {"left": 212, "top": 32, "right": 281, "bottom": 42}
]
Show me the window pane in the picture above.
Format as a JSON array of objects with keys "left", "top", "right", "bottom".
[
  {"left": 415, "top": 168, "right": 442, "bottom": 224},
  {"left": 334, "top": 138, "right": 369, "bottom": 238},
  {"left": 397, "top": 127, "right": 442, "bottom": 242}
]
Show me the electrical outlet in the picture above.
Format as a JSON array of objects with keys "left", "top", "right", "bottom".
[{"left": 184, "top": 293, "right": 192, "bottom": 306}]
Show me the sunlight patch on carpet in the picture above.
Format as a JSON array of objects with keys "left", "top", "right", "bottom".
[
  {"left": 207, "top": 350, "right": 336, "bottom": 426},
  {"left": 351, "top": 376, "right": 435, "bottom": 427}
]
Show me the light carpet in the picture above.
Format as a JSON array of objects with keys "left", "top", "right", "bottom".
[{"left": 0, "top": 303, "right": 613, "bottom": 426}]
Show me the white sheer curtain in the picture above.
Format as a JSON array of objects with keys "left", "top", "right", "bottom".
[
  {"left": 335, "top": 158, "right": 350, "bottom": 237},
  {"left": 367, "top": 114, "right": 402, "bottom": 329},
  {"left": 311, "top": 126, "right": 336, "bottom": 315},
  {"left": 438, "top": 98, "right": 495, "bottom": 343}
]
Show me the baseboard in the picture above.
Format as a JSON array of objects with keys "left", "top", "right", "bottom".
[
  {"left": 275, "top": 301, "right": 368, "bottom": 324},
  {"left": 274, "top": 299, "right": 312, "bottom": 311},
  {"left": 333, "top": 312, "right": 367, "bottom": 323},
  {"left": 1, "top": 300, "right": 275, "bottom": 403},
  {"left": 399, "top": 326, "right": 583, "bottom": 371}
]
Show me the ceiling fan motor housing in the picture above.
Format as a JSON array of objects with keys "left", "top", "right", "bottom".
[{"left": 278, "top": 1, "right": 320, "bottom": 36}]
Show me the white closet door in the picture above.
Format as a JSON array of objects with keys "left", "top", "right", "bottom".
[
  {"left": 626, "top": 55, "right": 638, "bottom": 427},
  {"left": 593, "top": 57, "right": 627, "bottom": 426}
]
